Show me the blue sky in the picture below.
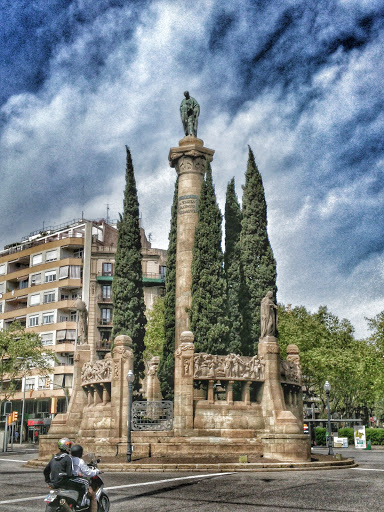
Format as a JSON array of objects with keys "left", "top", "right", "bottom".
[{"left": 1, "top": 0, "right": 383, "bottom": 338}]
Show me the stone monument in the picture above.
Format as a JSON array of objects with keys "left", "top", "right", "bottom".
[{"left": 38, "top": 92, "right": 310, "bottom": 464}]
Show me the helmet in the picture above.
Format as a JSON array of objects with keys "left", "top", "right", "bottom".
[
  {"left": 71, "top": 444, "right": 83, "bottom": 458},
  {"left": 58, "top": 437, "right": 72, "bottom": 453}
]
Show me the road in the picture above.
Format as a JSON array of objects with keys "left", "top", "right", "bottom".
[{"left": 0, "top": 446, "right": 383, "bottom": 511}]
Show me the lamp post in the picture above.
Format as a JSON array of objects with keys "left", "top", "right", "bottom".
[
  {"left": 126, "top": 370, "right": 134, "bottom": 463},
  {"left": 324, "top": 380, "right": 334, "bottom": 455},
  {"left": 16, "top": 356, "right": 32, "bottom": 445}
]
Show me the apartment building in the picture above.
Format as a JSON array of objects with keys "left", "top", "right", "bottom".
[{"left": 0, "top": 219, "right": 166, "bottom": 438}]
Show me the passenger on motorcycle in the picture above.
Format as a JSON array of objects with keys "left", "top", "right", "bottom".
[
  {"left": 69, "top": 444, "right": 100, "bottom": 512},
  {"left": 43, "top": 438, "right": 73, "bottom": 489}
]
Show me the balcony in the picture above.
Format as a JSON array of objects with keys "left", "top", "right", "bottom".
[
  {"left": 97, "top": 318, "right": 113, "bottom": 327},
  {"left": 97, "top": 294, "right": 112, "bottom": 303},
  {"left": 96, "top": 340, "right": 111, "bottom": 351}
]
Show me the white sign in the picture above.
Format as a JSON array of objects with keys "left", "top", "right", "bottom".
[
  {"left": 354, "top": 425, "right": 366, "bottom": 449},
  {"left": 334, "top": 437, "right": 348, "bottom": 448}
]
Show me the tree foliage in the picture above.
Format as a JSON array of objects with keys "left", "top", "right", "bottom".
[
  {"left": 158, "top": 177, "right": 178, "bottom": 400},
  {"left": 240, "top": 147, "right": 277, "bottom": 353},
  {"left": 190, "top": 162, "right": 228, "bottom": 354},
  {"left": 278, "top": 304, "right": 381, "bottom": 419},
  {"left": 0, "top": 322, "right": 55, "bottom": 400},
  {"left": 224, "top": 178, "right": 244, "bottom": 354},
  {"left": 143, "top": 297, "right": 165, "bottom": 361},
  {"left": 112, "top": 146, "right": 146, "bottom": 391}
]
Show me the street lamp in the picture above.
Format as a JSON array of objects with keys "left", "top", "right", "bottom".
[
  {"left": 324, "top": 380, "right": 334, "bottom": 455},
  {"left": 126, "top": 370, "right": 134, "bottom": 463}
]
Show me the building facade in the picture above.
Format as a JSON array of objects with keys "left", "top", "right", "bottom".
[{"left": 0, "top": 219, "right": 166, "bottom": 439}]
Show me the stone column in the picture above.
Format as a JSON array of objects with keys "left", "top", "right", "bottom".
[
  {"left": 169, "top": 136, "right": 214, "bottom": 349},
  {"left": 258, "top": 336, "right": 310, "bottom": 461},
  {"left": 173, "top": 331, "right": 195, "bottom": 434},
  {"left": 110, "top": 335, "right": 134, "bottom": 439}
]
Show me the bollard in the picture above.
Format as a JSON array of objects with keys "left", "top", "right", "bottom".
[{"left": 366, "top": 439, "right": 372, "bottom": 450}]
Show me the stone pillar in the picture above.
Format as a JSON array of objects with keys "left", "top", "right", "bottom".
[
  {"left": 169, "top": 136, "right": 214, "bottom": 348},
  {"left": 110, "top": 335, "right": 134, "bottom": 439},
  {"left": 258, "top": 336, "right": 310, "bottom": 461},
  {"left": 173, "top": 331, "right": 195, "bottom": 434},
  {"left": 208, "top": 380, "right": 215, "bottom": 404}
]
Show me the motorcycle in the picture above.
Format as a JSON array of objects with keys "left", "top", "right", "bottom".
[{"left": 44, "top": 456, "right": 110, "bottom": 512}]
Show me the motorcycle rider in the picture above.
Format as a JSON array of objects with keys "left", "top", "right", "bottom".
[
  {"left": 69, "top": 444, "right": 100, "bottom": 512},
  {"left": 43, "top": 438, "right": 73, "bottom": 489}
]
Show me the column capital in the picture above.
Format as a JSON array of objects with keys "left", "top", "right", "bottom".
[{"left": 169, "top": 138, "right": 215, "bottom": 170}]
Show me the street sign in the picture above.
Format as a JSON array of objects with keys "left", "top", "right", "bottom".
[{"left": 354, "top": 425, "right": 366, "bottom": 449}]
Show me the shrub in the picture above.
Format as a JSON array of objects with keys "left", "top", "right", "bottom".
[
  {"left": 337, "top": 428, "right": 354, "bottom": 445},
  {"left": 315, "top": 427, "right": 326, "bottom": 446}
]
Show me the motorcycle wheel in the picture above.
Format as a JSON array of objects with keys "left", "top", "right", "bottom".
[
  {"left": 97, "top": 493, "right": 110, "bottom": 512},
  {"left": 45, "top": 504, "right": 58, "bottom": 512}
]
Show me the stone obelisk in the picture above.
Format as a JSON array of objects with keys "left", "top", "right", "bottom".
[{"left": 168, "top": 92, "right": 214, "bottom": 349}]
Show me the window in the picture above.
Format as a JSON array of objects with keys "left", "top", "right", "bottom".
[
  {"left": 29, "top": 315, "right": 39, "bottom": 327},
  {"left": 100, "top": 308, "right": 112, "bottom": 324},
  {"left": 160, "top": 266, "right": 166, "bottom": 278},
  {"left": 30, "top": 273, "right": 41, "bottom": 286},
  {"left": 0, "top": 303, "right": 2, "bottom": 314},
  {"left": 73, "top": 249, "right": 83, "bottom": 258},
  {"left": 19, "top": 279, "right": 28, "bottom": 289},
  {"left": 59, "top": 266, "right": 69, "bottom": 279},
  {"left": 69, "top": 265, "right": 81, "bottom": 279},
  {"left": 59, "top": 314, "right": 69, "bottom": 322},
  {"left": 29, "top": 293, "right": 40, "bottom": 306},
  {"left": 56, "top": 329, "right": 76, "bottom": 342},
  {"left": 43, "top": 291, "right": 55, "bottom": 304},
  {"left": 40, "top": 333, "right": 54, "bottom": 346},
  {"left": 42, "top": 313, "right": 54, "bottom": 325},
  {"left": 102, "top": 285, "right": 112, "bottom": 299},
  {"left": 45, "top": 270, "right": 57, "bottom": 283},
  {"left": 0, "top": 264, "right": 5, "bottom": 275},
  {"left": 25, "top": 378, "right": 35, "bottom": 391},
  {"left": 32, "top": 253, "right": 43, "bottom": 266},
  {"left": 70, "top": 311, "right": 77, "bottom": 321},
  {"left": 38, "top": 377, "right": 51, "bottom": 389},
  {"left": 102, "top": 263, "right": 113, "bottom": 276},
  {"left": 45, "top": 249, "right": 58, "bottom": 262},
  {"left": 0, "top": 282, "right": 5, "bottom": 294}
]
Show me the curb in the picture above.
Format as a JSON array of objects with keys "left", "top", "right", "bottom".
[{"left": 26, "top": 458, "right": 357, "bottom": 472}]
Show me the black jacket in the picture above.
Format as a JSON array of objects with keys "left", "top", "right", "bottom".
[{"left": 43, "top": 452, "right": 73, "bottom": 488}]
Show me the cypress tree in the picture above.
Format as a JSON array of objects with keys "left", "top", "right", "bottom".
[
  {"left": 112, "top": 146, "right": 147, "bottom": 392},
  {"left": 240, "top": 146, "right": 277, "bottom": 353},
  {"left": 190, "top": 162, "right": 228, "bottom": 354},
  {"left": 224, "top": 178, "right": 244, "bottom": 354},
  {"left": 157, "top": 177, "right": 178, "bottom": 400}
]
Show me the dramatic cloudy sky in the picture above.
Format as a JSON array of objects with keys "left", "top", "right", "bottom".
[{"left": 1, "top": 0, "right": 383, "bottom": 338}]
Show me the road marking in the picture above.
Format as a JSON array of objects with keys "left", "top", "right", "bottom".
[
  {"left": 0, "top": 472, "right": 234, "bottom": 505},
  {"left": 352, "top": 467, "right": 384, "bottom": 472},
  {"left": 0, "top": 458, "right": 28, "bottom": 463},
  {"left": 0, "top": 495, "right": 47, "bottom": 505},
  {"left": 105, "top": 472, "right": 235, "bottom": 490}
]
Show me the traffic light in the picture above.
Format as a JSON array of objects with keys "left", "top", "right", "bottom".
[
  {"left": 12, "top": 411, "right": 18, "bottom": 422},
  {"left": 45, "top": 379, "right": 51, "bottom": 388}
]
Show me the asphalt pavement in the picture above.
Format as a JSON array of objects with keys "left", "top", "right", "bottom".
[{"left": 0, "top": 445, "right": 383, "bottom": 511}]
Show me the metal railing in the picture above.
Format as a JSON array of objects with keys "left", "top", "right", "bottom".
[{"left": 131, "top": 401, "right": 173, "bottom": 431}]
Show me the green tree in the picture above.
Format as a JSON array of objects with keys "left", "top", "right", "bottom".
[
  {"left": 158, "top": 177, "right": 178, "bottom": 400},
  {"left": 0, "top": 322, "right": 55, "bottom": 401},
  {"left": 224, "top": 178, "right": 243, "bottom": 353},
  {"left": 143, "top": 297, "right": 165, "bottom": 361},
  {"left": 240, "top": 146, "right": 277, "bottom": 353},
  {"left": 112, "top": 146, "right": 146, "bottom": 391},
  {"left": 190, "top": 162, "right": 228, "bottom": 354},
  {"left": 278, "top": 304, "right": 379, "bottom": 418}
]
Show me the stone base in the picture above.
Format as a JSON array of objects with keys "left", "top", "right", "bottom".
[{"left": 261, "top": 433, "right": 311, "bottom": 462}]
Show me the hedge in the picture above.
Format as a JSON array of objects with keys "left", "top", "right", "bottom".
[{"left": 315, "top": 427, "right": 384, "bottom": 446}]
